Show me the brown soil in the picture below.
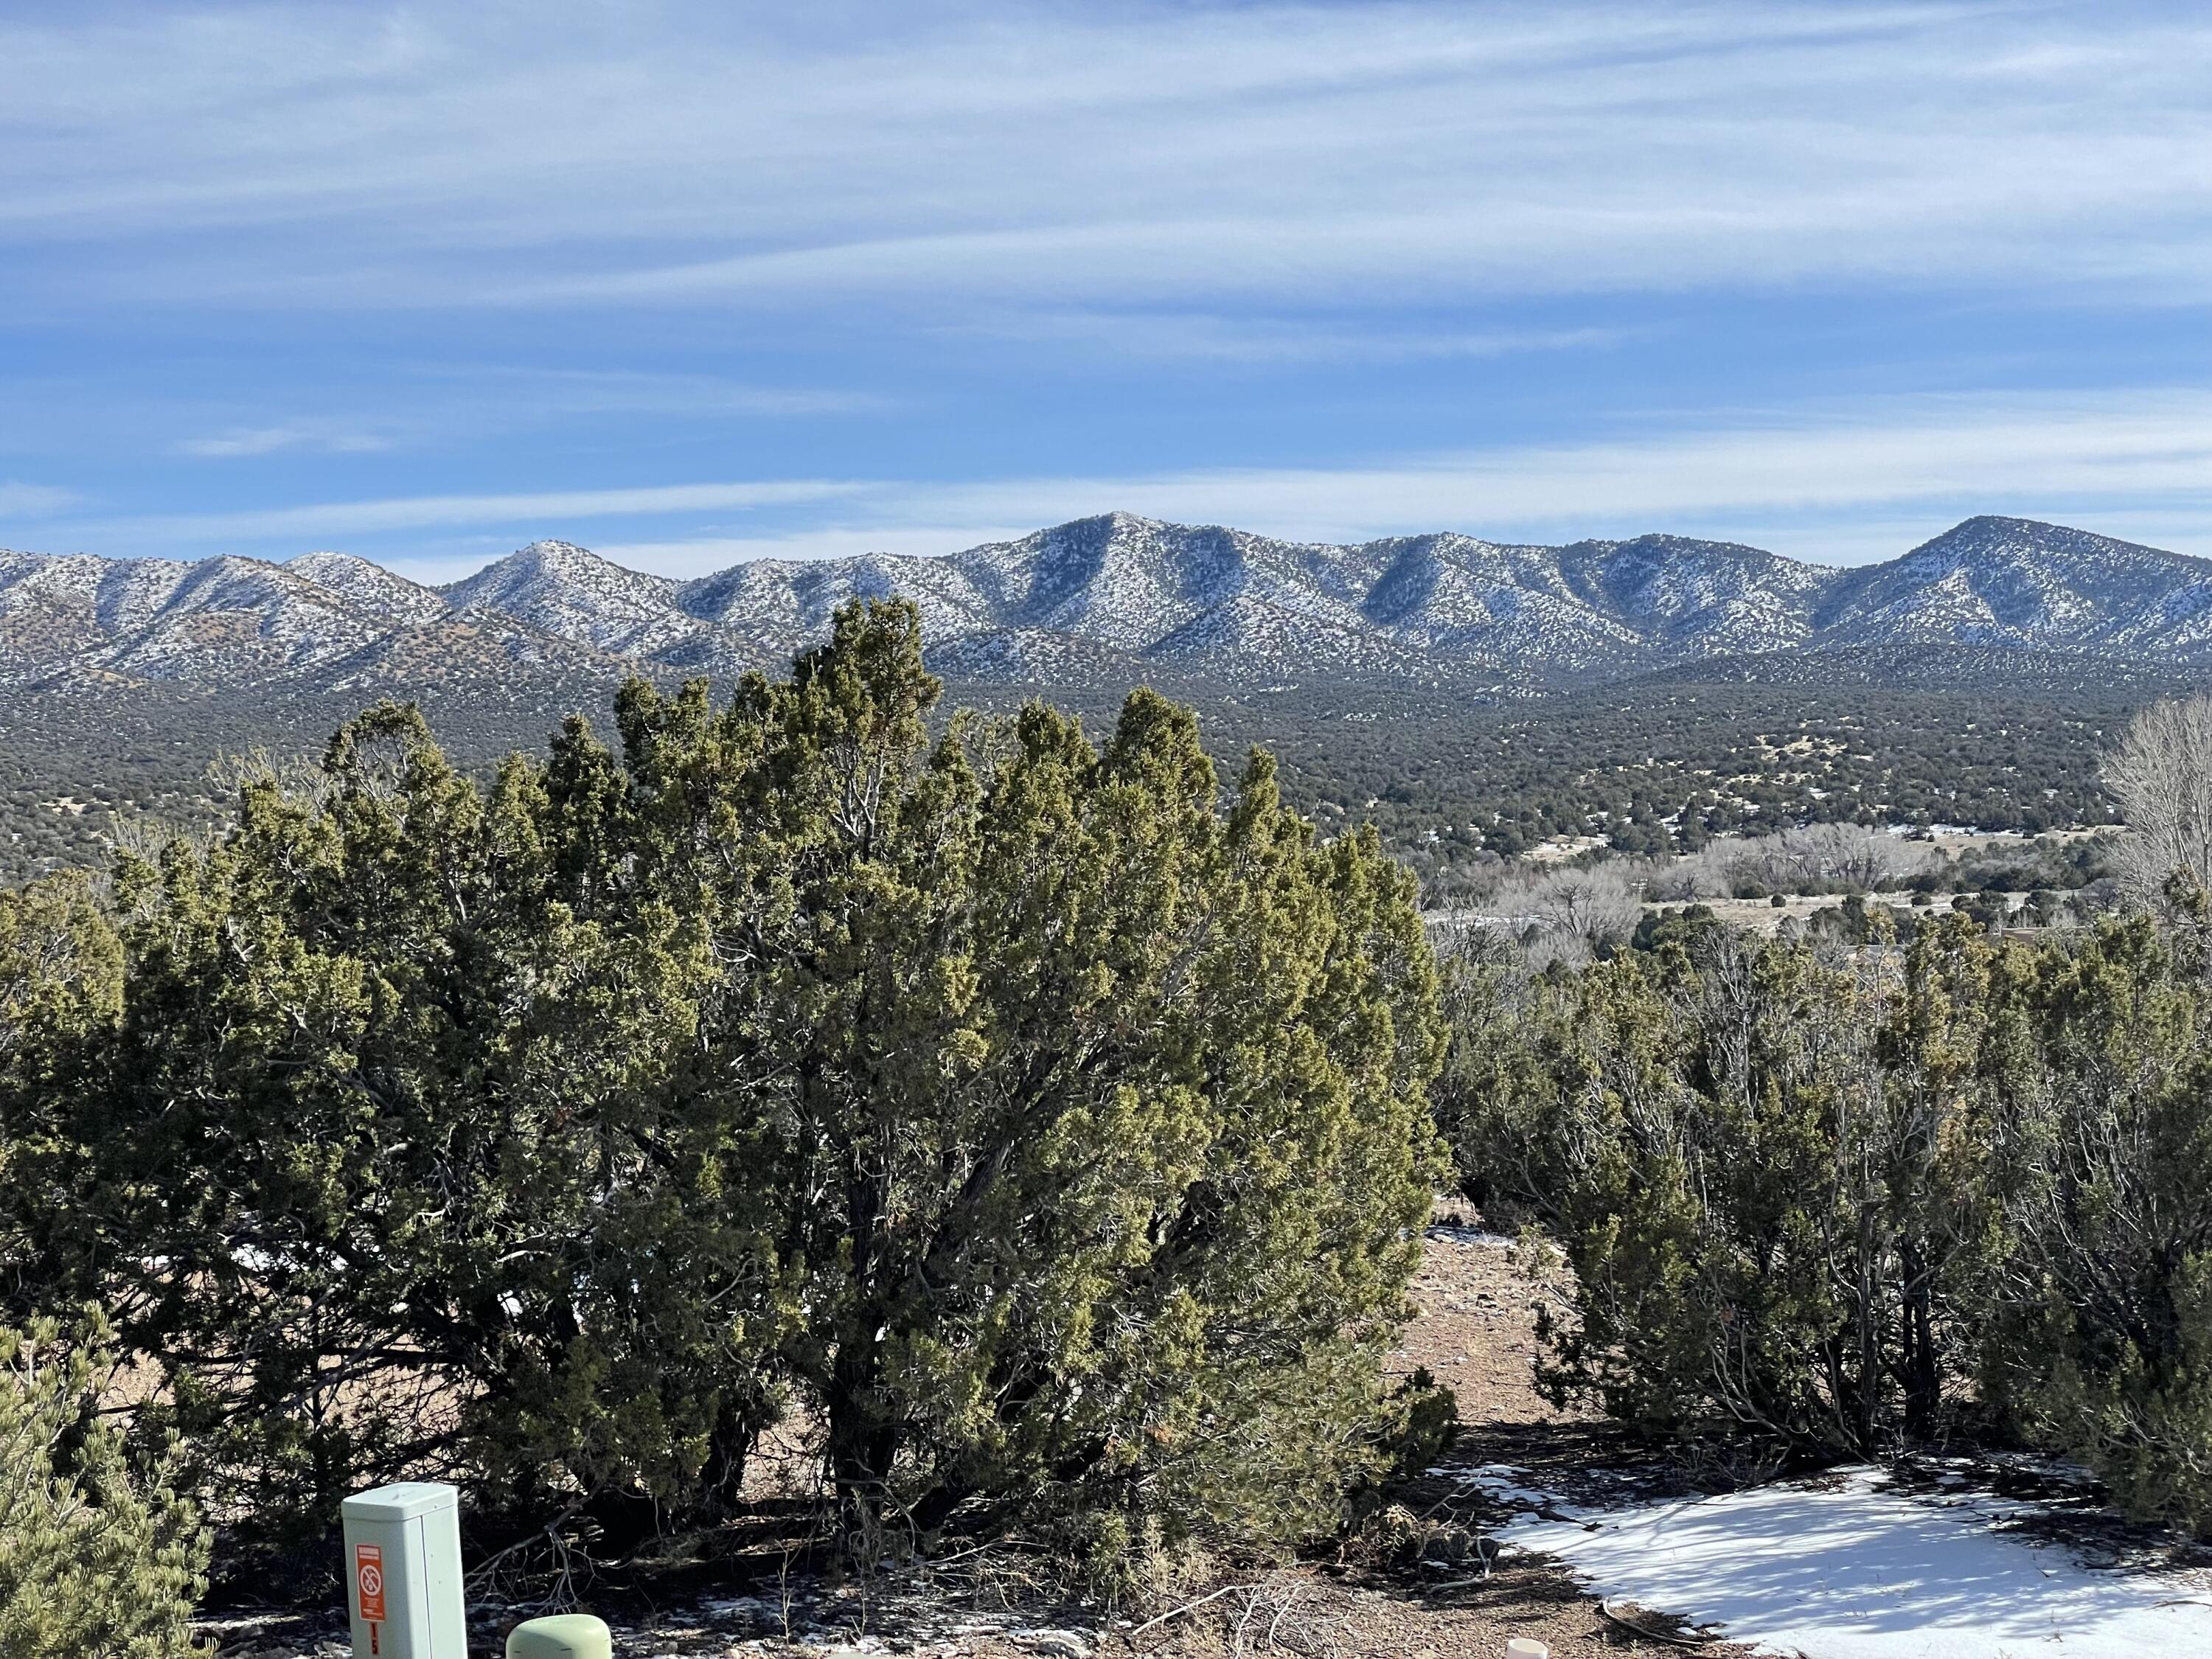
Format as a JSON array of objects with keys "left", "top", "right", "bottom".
[{"left": 1392, "top": 1200, "right": 1582, "bottom": 1424}]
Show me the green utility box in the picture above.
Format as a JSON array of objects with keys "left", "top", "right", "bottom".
[{"left": 338, "top": 1482, "right": 467, "bottom": 1658}]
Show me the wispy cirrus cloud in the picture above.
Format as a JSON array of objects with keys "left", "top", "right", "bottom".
[
  {"left": 7, "top": 4, "right": 2210, "bottom": 575},
  {"left": 87, "top": 479, "right": 860, "bottom": 546},
  {"left": 593, "top": 392, "right": 2212, "bottom": 575},
  {"left": 178, "top": 424, "right": 392, "bottom": 458},
  {"left": 156, "top": 372, "right": 883, "bottom": 463},
  {"left": 947, "top": 312, "right": 1640, "bottom": 365},
  {"left": 4, "top": 4, "right": 2210, "bottom": 315},
  {"left": 0, "top": 480, "right": 80, "bottom": 518},
  {"left": 404, "top": 366, "right": 897, "bottom": 419},
  {"left": 1006, "top": 392, "right": 2212, "bottom": 541}
]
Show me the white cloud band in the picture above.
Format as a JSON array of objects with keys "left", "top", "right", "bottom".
[{"left": 32, "top": 391, "right": 2211, "bottom": 572}]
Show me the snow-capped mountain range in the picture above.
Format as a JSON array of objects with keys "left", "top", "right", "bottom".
[{"left": 4, "top": 512, "right": 2210, "bottom": 695}]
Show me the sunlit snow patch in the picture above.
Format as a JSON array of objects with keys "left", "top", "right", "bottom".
[{"left": 1494, "top": 1464, "right": 2212, "bottom": 1658}]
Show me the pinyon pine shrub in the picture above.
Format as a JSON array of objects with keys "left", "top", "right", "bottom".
[{"left": 0, "top": 1315, "right": 209, "bottom": 1659}]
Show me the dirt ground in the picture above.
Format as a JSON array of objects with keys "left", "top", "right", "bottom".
[{"left": 199, "top": 1207, "right": 1733, "bottom": 1659}]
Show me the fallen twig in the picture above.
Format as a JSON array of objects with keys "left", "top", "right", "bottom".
[
  {"left": 1598, "top": 1597, "right": 1719, "bottom": 1647},
  {"left": 463, "top": 1498, "right": 586, "bottom": 1604},
  {"left": 1231, "top": 1585, "right": 1263, "bottom": 1656},
  {"left": 1264, "top": 1584, "right": 1302, "bottom": 1650},
  {"left": 1130, "top": 1582, "right": 1259, "bottom": 1638}
]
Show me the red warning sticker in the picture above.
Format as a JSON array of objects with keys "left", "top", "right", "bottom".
[{"left": 355, "top": 1542, "right": 386, "bottom": 1623}]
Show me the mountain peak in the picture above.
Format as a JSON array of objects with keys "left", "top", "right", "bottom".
[
  {"left": 285, "top": 551, "right": 445, "bottom": 622},
  {"left": 1071, "top": 509, "right": 1164, "bottom": 535},
  {"left": 439, "top": 541, "right": 714, "bottom": 664},
  {"left": 462, "top": 538, "right": 651, "bottom": 583},
  {"left": 444, "top": 540, "right": 675, "bottom": 602},
  {"left": 1908, "top": 515, "right": 2197, "bottom": 562},
  {"left": 4, "top": 514, "right": 2208, "bottom": 696},
  {"left": 1815, "top": 516, "right": 2212, "bottom": 650},
  {"left": 517, "top": 537, "right": 605, "bottom": 563}
]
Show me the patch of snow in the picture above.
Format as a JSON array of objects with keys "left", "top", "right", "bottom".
[
  {"left": 1454, "top": 1463, "right": 1585, "bottom": 1514},
  {"left": 1425, "top": 1222, "right": 1516, "bottom": 1248},
  {"left": 1498, "top": 1464, "right": 2212, "bottom": 1657}
]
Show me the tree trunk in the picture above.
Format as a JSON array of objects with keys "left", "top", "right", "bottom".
[
  {"left": 827, "top": 1346, "right": 900, "bottom": 1552},
  {"left": 1856, "top": 1202, "right": 1882, "bottom": 1453},
  {"left": 1901, "top": 1244, "right": 1941, "bottom": 1441},
  {"left": 700, "top": 1396, "right": 756, "bottom": 1515}
]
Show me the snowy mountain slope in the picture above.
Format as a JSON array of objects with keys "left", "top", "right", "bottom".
[
  {"left": 0, "top": 549, "right": 199, "bottom": 672},
  {"left": 440, "top": 540, "right": 762, "bottom": 676},
  {"left": 0, "top": 544, "right": 655, "bottom": 692},
  {"left": 314, "top": 607, "right": 634, "bottom": 694},
  {"left": 285, "top": 552, "right": 446, "bottom": 623},
  {"left": 1139, "top": 592, "right": 1425, "bottom": 680},
  {"left": 443, "top": 541, "right": 685, "bottom": 655},
  {"left": 1815, "top": 517, "right": 2212, "bottom": 655},
  {"left": 67, "top": 556, "right": 394, "bottom": 685},
  {"left": 1359, "top": 535, "right": 1653, "bottom": 670},
  {"left": 1555, "top": 533, "right": 1833, "bottom": 655},
  {"left": 939, "top": 515, "right": 1380, "bottom": 650},
  {"left": 6, "top": 514, "right": 2211, "bottom": 697},
  {"left": 0, "top": 550, "right": 408, "bottom": 688},
  {"left": 678, "top": 550, "right": 995, "bottom": 653}
]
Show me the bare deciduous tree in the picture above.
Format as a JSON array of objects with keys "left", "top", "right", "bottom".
[
  {"left": 1528, "top": 866, "right": 1644, "bottom": 955},
  {"left": 1644, "top": 824, "right": 1935, "bottom": 902},
  {"left": 2102, "top": 692, "right": 2212, "bottom": 912}
]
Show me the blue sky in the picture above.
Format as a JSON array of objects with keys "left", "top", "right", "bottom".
[{"left": 3, "top": 0, "right": 2211, "bottom": 580}]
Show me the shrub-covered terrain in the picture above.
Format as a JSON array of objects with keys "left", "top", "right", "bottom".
[
  {"left": 0, "top": 653, "right": 2170, "bottom": 893},
  {"left": 0, "top": 601, "right": 1447, "bottom": 1607},
  {"left": 1434, "top": 908, "right": 2212, "bottom": 1537},
  {"left": 14, "top": 608, "right": 2212, "bottom": 1650}
]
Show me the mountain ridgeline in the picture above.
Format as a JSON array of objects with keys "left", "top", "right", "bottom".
[{"left": 4, "top": 512, "right": 2211, "bottom": 697}]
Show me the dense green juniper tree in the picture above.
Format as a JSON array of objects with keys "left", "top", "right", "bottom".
[
  {"left": 0, "top": 599, "right": 1447, "bottom": 1576},
  {"left": 1437, "top": 921, "right": 1973, "bottom": 1454},
  {"left": 1961, "top": 914, "right": 2212, "bottom": 1534},
  {"left": 554, "top": 602, "right": 1447, "bottom": 1560},
  {"left": 4, "top": 700, "right": 765, "bottom": 1541}
]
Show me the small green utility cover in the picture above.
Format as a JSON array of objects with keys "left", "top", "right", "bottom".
[{"left": 506, "top": 1613, "right": 612, "bottom": 1659}]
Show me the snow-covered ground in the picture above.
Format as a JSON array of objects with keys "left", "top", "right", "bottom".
[{"left": 1475, "top": 1464, "right": 2212, "bottom": 1658}]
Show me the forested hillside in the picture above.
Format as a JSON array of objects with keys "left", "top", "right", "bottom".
[{"left": 0, "top": 657, "right": 2167, "bottom": 890}]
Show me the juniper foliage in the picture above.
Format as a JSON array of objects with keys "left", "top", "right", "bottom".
[
  {"left": 1436, "top": 912, "right": 2212, "bottom": 1536},
  {"left": 0, "top": 600, "right": 1446, "bottom": 1573}
]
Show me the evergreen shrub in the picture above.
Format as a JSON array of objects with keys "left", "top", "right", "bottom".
[{"left": 0, "top": 1314, "right": 208, "bottom": 1658}]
